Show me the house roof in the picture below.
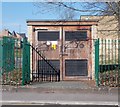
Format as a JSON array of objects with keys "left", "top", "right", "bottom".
[
  {"left": 18, "top": 33, "right": 26, "bottom": 38},
  {"left": 0, "top": 29, "right": 12, "bottom": 37}
]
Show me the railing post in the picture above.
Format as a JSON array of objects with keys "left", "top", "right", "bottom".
[
  {"left": 27, "top": 42, "right": 30, "bottom": 83},
  {"left": 95, "top": 39, "right": 99, "bottom": 86},
  {"left": 0, "top": 38, "right": 3, "bottom": 77},
  {"left": 58, "top": 70, "right": 60, "bottom": 81},
  {"left": 22, "top": 38, "right": 30, "bottom": 85},
  {"left": 22, "top": 38, "right": 25, "bottom": 85},
  {"left": 118, "top": 40, "right": 120, "bottom": 87}
]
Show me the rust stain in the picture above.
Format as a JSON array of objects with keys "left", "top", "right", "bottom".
[{"left": 31, "top": 24, "right": 93, "bottom": 80}]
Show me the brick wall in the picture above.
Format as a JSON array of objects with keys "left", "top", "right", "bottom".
[{"left": 81, "top": 16, "right": 118, "bottom": 39}]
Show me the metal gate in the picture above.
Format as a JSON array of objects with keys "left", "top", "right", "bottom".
[
  {"left": 31, "top": 45, "right": 60, "bottom": 82},
  {"left": 0, "top": 36, "right": 30, "bottom": 86},
  {"left": 30, "top": 30, "right": 60, "bottom": 82},
  {"left": 95, "top": 39, "right": 120, "bottom": 87}
]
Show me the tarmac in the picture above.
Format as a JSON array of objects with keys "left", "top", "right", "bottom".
[
  {"left": 1, "top": 81, "right": 119, "bottom": 106},
  {"left": 2, "top": 80, "right": 118, "bottom": 93}
]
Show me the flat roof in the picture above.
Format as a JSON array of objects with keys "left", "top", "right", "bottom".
[
  {"left": 26, "top": 19, "right": 99, "bottom": 22},
  {"left": 26, "top": 20, "right": 98, "bottom": 26}
]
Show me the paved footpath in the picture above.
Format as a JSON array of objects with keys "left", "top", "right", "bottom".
[{"left": 1, "top": 81, "right": 119, "bottom": 106}]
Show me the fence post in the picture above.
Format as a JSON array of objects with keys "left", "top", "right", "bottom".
[
  {"left": 22, "top": 38, "right": 30, "bottom": 85},
  {"left": 95, "top": 39, "right": 99, "bottom": 86},
  {"left": 0, "top": 38, "right": 3, "bottom": 77},
  {"left": 22, "top": 38, "right": 25, "bottom": 85},
  {"left": 27, "top": 42, "right": 30, "bottom": 83},
  {"left": 118, "top": 40, "right": 120, "bottom": 86}
]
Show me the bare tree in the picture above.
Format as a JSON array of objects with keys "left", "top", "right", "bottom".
[
  {"left": 59, "top": 6, "right": 76, "bottom": 20},
  {"left": 33, "top": 2, "right": 78, "bottom": 20},
  {"left": 49, "top": 2, "right": 120, "bottom": 18},
  {"left": 33, "top": 2, "right": 119, "bottom": 22},
  {"left": 34, "top": 2, "right": 120, "bottom": 36}
]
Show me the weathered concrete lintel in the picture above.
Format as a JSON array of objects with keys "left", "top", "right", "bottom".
[{"left": 27, "top": 21, "right": 98, "bottom": 26}]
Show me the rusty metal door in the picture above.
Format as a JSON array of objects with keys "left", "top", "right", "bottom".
[
  {"left": 35, "top": 30, "right": 90, "bottom": 80},
  {"left": 63, "top": 30, "right": 90, "bottom": 79}
]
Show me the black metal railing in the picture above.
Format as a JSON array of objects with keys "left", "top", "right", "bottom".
[{"left": 30, "top": 45, "right": 60, "bottom": 82}]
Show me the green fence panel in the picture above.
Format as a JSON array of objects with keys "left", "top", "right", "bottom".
[
  {"left": 95, "top": 39, "right": 119, "bottom": 87},
  {"left": 95, "top": 39, "right": 99, "bottom": 86},
  {"left": 1, "top": 36, "right": 31, "bottom": 86},
  {"left": 2, "top": 37, "right": 15, "bottom": 73}
]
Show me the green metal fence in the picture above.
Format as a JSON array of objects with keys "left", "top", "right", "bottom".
[
  {"left": 0, "top": 36, "right": 30, "bottom": 86},
  {"left": 95, "top": 39, "right": 120, "bottom": 87}
]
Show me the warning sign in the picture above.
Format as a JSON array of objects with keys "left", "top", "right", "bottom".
[{"left": 51, "top": 41, "right": 58, "bottom": 50}]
